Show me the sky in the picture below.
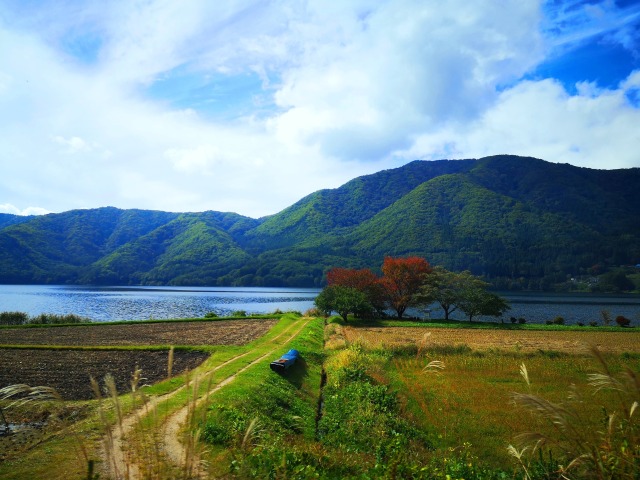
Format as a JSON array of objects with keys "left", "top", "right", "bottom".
[{"left": 0, "top": 0, "right": 639, "bottom": 219}]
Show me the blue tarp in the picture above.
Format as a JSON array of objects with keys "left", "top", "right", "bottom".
[{"left": 270, "top": 349, "right": 300, "bottom": 372}]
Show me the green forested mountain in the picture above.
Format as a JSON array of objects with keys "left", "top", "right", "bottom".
[{"left": 1, "top": 155, "right": 638, "bottom": 289}]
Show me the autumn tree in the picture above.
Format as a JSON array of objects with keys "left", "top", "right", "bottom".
[
  {"left": 327, "top": 267, "right": 386, "bottom": 316},
  {"left": 380, "top": 256, "right": 432, "bottom": 319}
]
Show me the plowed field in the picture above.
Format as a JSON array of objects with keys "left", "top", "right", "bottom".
[
  {"left": 0, "top": 319, "right": 278, "bottom": 346},
  {"left": 0, "top": 319, "right": 278, "bottom": 400}
]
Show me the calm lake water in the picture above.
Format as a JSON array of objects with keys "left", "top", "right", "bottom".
[
  {"left": 0, "top": 285, "right": 639, "bottom": 325},
  {"left": 0, "top": 285, "right": 320, "bottom": 321}
]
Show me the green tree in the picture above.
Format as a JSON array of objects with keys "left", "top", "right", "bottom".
[
  {"left": 314, "top": 285, "right": 372, "bottom": 322},
  {"left": 416, "top": 267, "right": 509, "bottom": 321},
  {"left": 457, "top": 280, "right": 510, "bottom": 322},
  {"left": 415, "top": 267, "right": 468, "bottom": 320}
]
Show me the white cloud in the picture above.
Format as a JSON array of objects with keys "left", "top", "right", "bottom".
[
  {"left": 0, "top": 204, "right": 49, "bottom": 216},
  {"left": 51, "top": 135, "right": 93, "bottom": 154},
  {"left": 404, "top": 71, "right": 640, "bottom": 169},
  {"left": 270, "top": 0, "right": 544, "bottom": 160},
  {"left": 0, "top": 0, "right": 638, "bottom": 220}
]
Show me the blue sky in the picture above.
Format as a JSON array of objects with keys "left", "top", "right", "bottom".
[{"left": 0, "top": 0, "right": 639, "bottom": 218}]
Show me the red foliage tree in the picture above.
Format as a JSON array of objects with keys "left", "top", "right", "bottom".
[
  {"left": 380, "top": 256, "right": 432, "bottom": 318},
  {"left": 326, "top": 267, "right": 386, "bottom": 316}
]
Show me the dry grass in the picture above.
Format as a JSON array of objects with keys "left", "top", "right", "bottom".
[
  {"left": 341, "top": 324, "right": 640, "bottom": 470},
  {"left": 343, "top": 326, "right": 640, "bottom": 354}
]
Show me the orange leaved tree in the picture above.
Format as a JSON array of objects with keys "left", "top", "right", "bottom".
[
  {"left": 380, "top": 256, "right": 432, "bottom": 319},
  {"left": 327, "top": 267, "right": 386, "bottom": 316}
]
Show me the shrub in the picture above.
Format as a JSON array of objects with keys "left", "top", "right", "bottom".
[
  {"left": 590, "top": 321, "right": 599, "bottom": 327},
  {"left": 615, "top": 315, "right": 631, "bottom": 327},
  {"left": 510, "top": 316, "right": 517, "bottom": 324},
  {"left": 601, "top": 310, "right": 612, "bottom": 326},
  {"left": 552, "top": 316, "right": 565, "bottom": 325},
  {"left": 204, "top": 311, "right": 218, "bottom": 318},
  {"left": 577, "top": 322, "right": 584, "bottom": 327},
  {"left": 230, "top": 310, "right": 247, "bottom": 317},
  {"left": 28, "top": 313, "right": 90, "bottom": 324},
  {"left": 304, "top": 307, "right": 323, "bottom": 317},
  {"left": 518, "top": 317, "right": 526, "bottom": 324},
  {"left": 0, "top": 311, "right": 29, "bottom": 325}
]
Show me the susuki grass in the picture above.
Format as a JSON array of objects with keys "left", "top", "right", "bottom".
[{"left": 510, "top": 347, "right": 640, "bottom": 479}]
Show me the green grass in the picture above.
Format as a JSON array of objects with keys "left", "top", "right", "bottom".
[
  {"left": 348, "top": 315, "right": 636, "bottom": 332},
  {"left": 0, "top": 313, "right": 277, "bottom": 329},
  {"left": 2, "top": 314, "right": 639, "bottom": 479},
  {"left": 201, "top": 318, "right": 325, "bottom": 477}
]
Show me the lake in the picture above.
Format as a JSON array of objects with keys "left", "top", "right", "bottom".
[
  {"left": 0, "top": 285, "right": 639, "bottom": 325},
  {"left": 0, "top": 285, "right": 320, "bottom": 321}
]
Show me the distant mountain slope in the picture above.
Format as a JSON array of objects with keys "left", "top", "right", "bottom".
[
  {"left": 0, "top": 155, "right": 638, "bottom": 289},
  {"left": 468, "top": 156, "right": 640, "bottom": 233},
  {"left": 241, "top": 159, "right": 476, "bottom": 250},
  {"left": 347, "top": 174, "right": 605, "bottom": 279},
  {"left": 81, "top": 212, "right": 253, "bottom": 285},
  {"left": 0, "top": 213, "right": 32, "bottom": 230}
]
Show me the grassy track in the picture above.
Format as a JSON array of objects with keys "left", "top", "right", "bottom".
[{"left": 105, "top": 315, "right": 314, "bottom": 479}]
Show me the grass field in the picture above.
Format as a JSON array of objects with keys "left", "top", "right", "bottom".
[{"left": 320, "top": 319, "right": 640, "bottom": 478}]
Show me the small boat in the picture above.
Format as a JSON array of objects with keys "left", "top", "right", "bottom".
[{"left": 270, "top": 349, "right": 300, "bottom": 372}]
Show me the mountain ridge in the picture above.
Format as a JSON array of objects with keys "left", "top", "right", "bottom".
[{"left": 1, "top": 155, "right": 638, "bottom": 289}]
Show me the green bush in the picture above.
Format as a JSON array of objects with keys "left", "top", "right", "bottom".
[
  {"left": 28, "top": 313, "right": 91, "bottom": 324},
  {"left": 204, "top": 311, "right": 219, "bottom": 318},
  {"left": 0, "top": 311, "right": 29, "bottom": 325}
]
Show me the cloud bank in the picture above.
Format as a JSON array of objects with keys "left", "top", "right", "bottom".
[{"left": 0, "top": 0, "right": 638, "bottom": 217}]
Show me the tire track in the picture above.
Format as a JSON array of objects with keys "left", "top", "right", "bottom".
[
  {"left": 104, "top": 317, "right": 309, "bottom": 479},
  {"left": 161, "top": 317, "right": 312, "bottom": 478}
]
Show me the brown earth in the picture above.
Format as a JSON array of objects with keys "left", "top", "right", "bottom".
[
  {"left": 0, "top": 349, "right": 210, "bottom": 401},
  {"left": 0, "top": 318, "right": 278, "bottom": 346},
  {"left": 0, "top": 319, "right": 278, "bottom": 400},
  {"left": 344, "top": 326, "right": 640, "bottom": 354}
]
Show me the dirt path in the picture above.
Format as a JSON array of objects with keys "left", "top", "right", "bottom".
[{"left": 105, "top": 317, "right": 311, "bottom": 480}]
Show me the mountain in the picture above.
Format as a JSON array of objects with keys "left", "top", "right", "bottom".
[{"left": 1, "top": 155, "right": 638, "bottom": 289}]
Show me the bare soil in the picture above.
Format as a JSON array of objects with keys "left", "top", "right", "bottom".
[
  {"left": 0, "top": 319, "right": 278, "bottom": 400},
  {"left": 0, "top": 319, "right": 278, "bottom": 346},
  {"left": 0, "top": 349, "right": 210, "bottom": 401}
]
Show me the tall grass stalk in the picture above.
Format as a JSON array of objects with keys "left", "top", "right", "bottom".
[
  {"left": 0, "top": 382, "right": 93, "bottom": 475},
  {"left": 167, "top": 346, "right": 174, "bottom": 379},
  {"left": 510, "top": 347, "right": 640, "bottom": 479}
]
